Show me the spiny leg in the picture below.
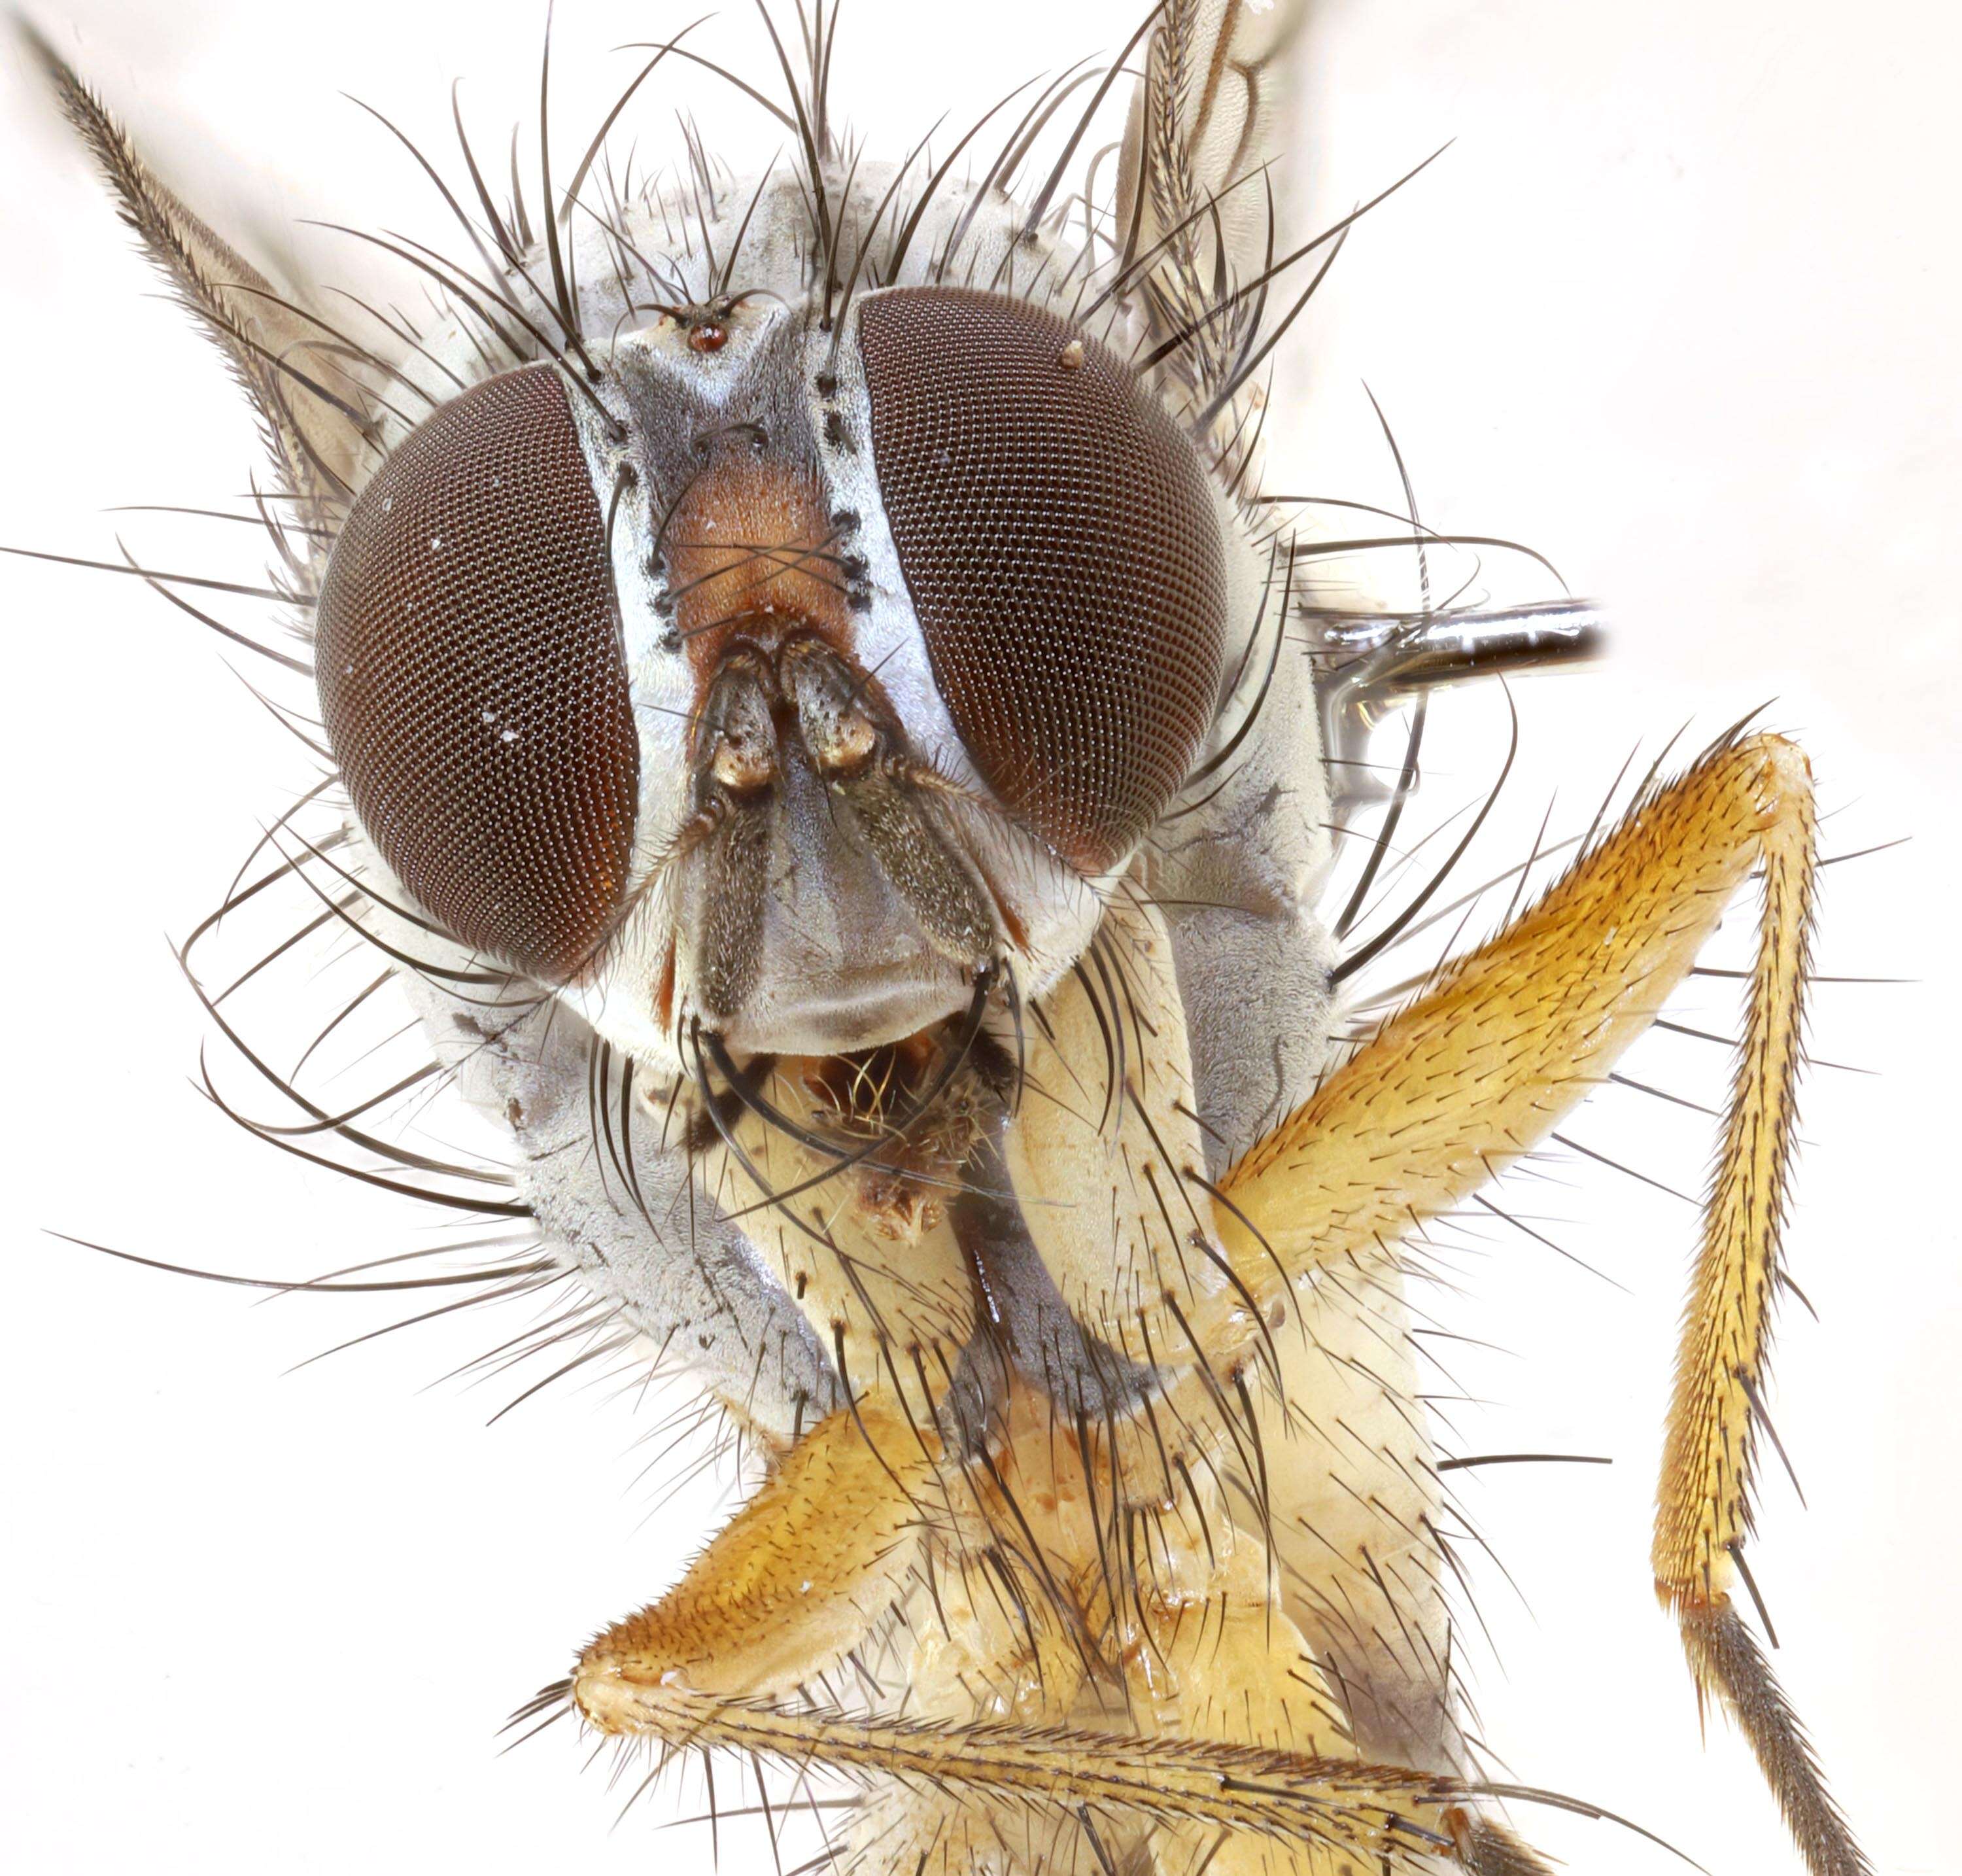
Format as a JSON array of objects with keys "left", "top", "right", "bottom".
[
  {"left": 576, "top": 1395, "right": 941, "bottom": 1708},
  {"left": 836, "top": 1793, "right": 1046, "bottom": 1876},
  {"left": 844, "top": 1381, "right": 1103, "bottom": 1876},
  {"left": 1235, "top": 1271, "right": 1468, "bottom": 1775},
  {"left": 1149, "top": 1814, "right": 1550, "bottom": 1876},
  {"left": 1003, "top": 887, "right": 1235, "bottom": 1370},
  {"left": 1084, "top": 1452, "right": 1356, "bottom": 1876},
  {"left": 571, "top": 732, "right": 1855, "bottom": 1865},
  {"left": 1653, "top": 750, "right": 1863, "bottom": 1876},
  {"left": 1120, "top": 1308, "right": 1547, "bottom": 1876},
  {"left": 570, "top": 1390, "right": 1533, "bottom": 1868},
  {"left": 1216, "top": 732, "right": 1863, "bottom": 1876},
  {"left": 581, "top": 1675, "right": 1489, "bottom": 1872}
]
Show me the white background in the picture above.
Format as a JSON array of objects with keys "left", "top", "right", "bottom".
[{"left": 1, "top": 3, "right": 1956, "bottom": 1873}]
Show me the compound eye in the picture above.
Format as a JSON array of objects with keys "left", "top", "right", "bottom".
[
  {"left": 315, "top": 365, "right": 638, "bottom": 982},
  {"left": 854, "top": 287, "right": 1227, "bottom": 873}
]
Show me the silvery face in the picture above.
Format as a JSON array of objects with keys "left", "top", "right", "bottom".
[{"left": 316, "top": 164, "right": 1298, "bottom": 1080}]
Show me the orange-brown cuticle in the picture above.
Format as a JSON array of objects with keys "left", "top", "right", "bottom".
[{"left": 663, "top": 458, "right": 854, "bottom": 684}]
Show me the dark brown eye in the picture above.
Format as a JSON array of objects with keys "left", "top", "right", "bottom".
[
  {"left": 855, "top": 287, "right": 1226, "bottom": 872},
  {"left": 315, "top": 364, "right": 637, "bottom": 982}
]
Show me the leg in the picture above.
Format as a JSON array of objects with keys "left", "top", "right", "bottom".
[
  {"left": 1090, "top": 1457, "right": 1357, "bottom": 1876},
  {"left": 696, "top": 1051, "right": 982, "bottom": 1431},
  {"left": 848, "top": 1380, "right": 1104, "bottom": 1876},
  {"left": 1090, "top": 1437, "right": 1349, "bottom": 1756},
  {"left": 1005, "top": 888, "right": 1236, "bottom": 1369},
  {"left": 1245, "top": 1272, "right": 1466, "bottom": 1775},
  {"left": 576, "top": 1395, "right": 940, "bottom": 1708},
  {"left": 571, "top": 1390, "right": 1497, "bottom": 1869},
  {"left": 1216, "top": 733, "right": 1863, "bottom": 1875}
]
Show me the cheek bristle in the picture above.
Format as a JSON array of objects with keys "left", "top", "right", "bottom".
[
  {"left": 315, "top": 364, "right": 638, "bottom": 982},
  {"left": 856, "top": 287, "right": 1228, "bottom": 873}
]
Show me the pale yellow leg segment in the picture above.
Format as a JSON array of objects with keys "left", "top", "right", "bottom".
[
  {"left": 572, "top": 1397, "right": 1488, "bottom": 1867},
  {"left": 1242, "top": 1275, "right": 1462, "bottom": 1773},
  {"left": 855, "top": 1408, "right": 1101, "bottom": 1876},
  {"left": 1215, "top": 734, "right": 1863, "bottom": 1876},
  {"left": 699, "top": 1069, "right": 981, "bottom": 1429},
  {"left": 1006, "top": 888, "right": 1228, "bottom": 1368},
  {"left": 838, "top": 1791, "right": 1041, "bottom": 1876},
  {"left": 1086, "top": 1449, "right": 1347, "bottom": 1754},
  {"left": 850, "top": 1545, "right": 1098, "bottom": 1875},
  {"left": 1095, "top": 1471, "right": 1357, "bottom": 1876}
]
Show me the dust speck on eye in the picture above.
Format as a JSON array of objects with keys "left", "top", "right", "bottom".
[
  {"left": 429, "top": 534, "right": 443, "bottom": 551},
  {"left": 1057, "top": 338, "right": 1085, "bottom": 372},
  {"left": 481, "top": 708, "right": 497, "bottom": 726},
  {"left": 499, "top": 725, "right": 520, "bottom": 744}
]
